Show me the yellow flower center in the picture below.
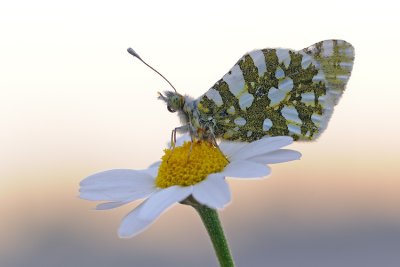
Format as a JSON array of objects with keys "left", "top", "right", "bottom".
[{"left": 155, "top": 141, "right": 229, "bottom": 188}]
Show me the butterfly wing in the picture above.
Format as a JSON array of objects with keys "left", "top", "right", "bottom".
[{"left": 196, "top": 39, "right": 354, "bottom": 141}]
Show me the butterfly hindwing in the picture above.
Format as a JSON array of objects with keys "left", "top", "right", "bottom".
[{"left": 196, "top": 39, "right": 354, "bottom": 141}]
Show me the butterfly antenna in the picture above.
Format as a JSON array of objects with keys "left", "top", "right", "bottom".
[{"left": 127, "top": 47, "right": 177, "bottom": 93}]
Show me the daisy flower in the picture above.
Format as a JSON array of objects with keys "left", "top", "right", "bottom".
[{"left": 79, "top": 135, "right": 301, "bottom": 238}]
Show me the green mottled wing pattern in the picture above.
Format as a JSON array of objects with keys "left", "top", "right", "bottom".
[{"left": 196, "top": 40, "right": 354, "bottom": 141}]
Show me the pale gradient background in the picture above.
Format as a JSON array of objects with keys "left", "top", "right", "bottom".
[{"left": 1, "top": 0, "right": 399, "bottom": 266}]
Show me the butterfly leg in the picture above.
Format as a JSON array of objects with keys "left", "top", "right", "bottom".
[
  {"left": 167, "top": 125, "right": 190, "bottom": 162},
  {"left": 170, "top": 128, "right": 176, "bottom": 149},
  {"left": 209, "top": 130, "right": 230, "bottom": 163},
  {"left": 169, "top": 125, "right": 190, "bottom": 148},
  {"left": 186, "top": 123, "right": 196, "bottom": 162}
]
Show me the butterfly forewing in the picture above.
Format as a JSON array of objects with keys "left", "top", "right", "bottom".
[{"left": 196, "top": 39, "right": 354, "bottom": 141}]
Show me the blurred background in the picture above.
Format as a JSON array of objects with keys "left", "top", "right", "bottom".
[{"left": 1, "top": 0, "right": 399, "bottom": 266}]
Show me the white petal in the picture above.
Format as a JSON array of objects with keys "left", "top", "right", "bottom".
[
  {"left": 148, "top": 161, "right": 161, "bottom": 169},
  {"left": 118, "top": 186, "right": 191, "bottom": 238},
  {"left": 80, "top": 169, "right": 153, "bottom": 186},
  {"left": 142, "top": 161, "right": 160, "bottom": 177},
  {"left": 96, "top": 201, "right": 130, "bottom": 210},
  {"left": 222, "top": 160, "right": 271, "bottom": 178},
  {"left": 79, "top": 169, "right": 155, "bottom": 202},
  {"left": 118, "top": 201, "right": 153, "bottom": 238},
  {"left": 230, "top": 136, "right": 293, "bottom": 161},
  {"left": 249, "top": 149, "right": 302, "bottom": 164},
  {"left": 138, "top": 186, "right": 192, "bottom": 220},
  {"left": 192, "top": 174, "right": 231, "bottom": 209},
  {"left": 79, "top": 188, "right": 153, "bottom": 202},
  {"left": 218, "top": 140, "right": 248, "bottom": 158}
]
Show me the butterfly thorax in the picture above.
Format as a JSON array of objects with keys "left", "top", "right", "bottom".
[{"left": 159, "top": 90, "right": 216, "bottom": 142}]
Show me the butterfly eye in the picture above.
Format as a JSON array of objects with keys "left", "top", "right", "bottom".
[{"left": 167, "top": 106, "right": 176, "bottom": 113}]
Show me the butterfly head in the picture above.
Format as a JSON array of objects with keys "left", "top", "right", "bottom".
[{"left": 158, "top": 91, "right": 185, "bottom": 113}]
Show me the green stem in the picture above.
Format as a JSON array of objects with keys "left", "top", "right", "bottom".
[{"left": 193, "top": 204, "right": 235, "bottom": 267}]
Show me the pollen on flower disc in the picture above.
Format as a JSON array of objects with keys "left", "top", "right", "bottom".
[{"left": 155, "top": 142, "right": 228, "bottom": 188}]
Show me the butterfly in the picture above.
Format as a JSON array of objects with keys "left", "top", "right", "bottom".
[{"left": 128, "top": 39, "right": 354, "bottom": 145}]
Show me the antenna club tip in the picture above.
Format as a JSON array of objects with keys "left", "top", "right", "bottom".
[
  {"left": 126, "top": 48, "right": 177, "bottom": 93},
  {"left": 127, "top": 47, "right": 140, "bottom": 58}
]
